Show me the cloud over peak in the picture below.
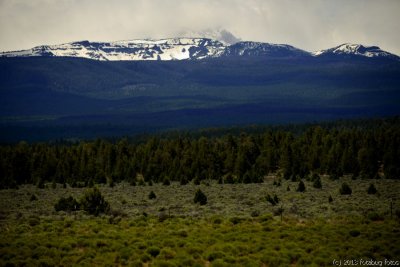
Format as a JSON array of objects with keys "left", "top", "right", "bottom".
[{"left": 0, "top": 0, "right": 399, "bottom": 54}]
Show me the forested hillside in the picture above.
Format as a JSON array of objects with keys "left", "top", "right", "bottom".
[
  {"left": 1, "top": 117, "right": 399, "bottom": 189},
  {"left": 1, "top": 55, "right": 400, "bottom": 142}
]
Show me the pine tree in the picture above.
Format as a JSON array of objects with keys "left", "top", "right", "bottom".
[
  {"left": 149, "top": 191, "right": 157, "bottom": 199},
  {"left": 339, "top": 182, "right": 352, "bottom": 195},
  {"left": 313, "top": 176, "right": 322, "bottom": 189},
  {"left": 367, "top": 183, "right": 377, "bottom": 195},
  {"left": 194, "top": 189, "right": 207, "bottom": 205},
  {"left": 297, "top": 180, "right": 306, "bottom": 192},
  {"left": 80, "top": 187, "right": 110, "bottom": 216}
]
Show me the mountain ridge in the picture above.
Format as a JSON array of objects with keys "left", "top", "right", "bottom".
[{"left": 1, "top": 35, "right": 398, "bottom": 61}]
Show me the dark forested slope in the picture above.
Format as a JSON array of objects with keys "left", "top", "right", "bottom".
[{"left": 1, "top": 117, "right": 399, "bottom": 188}]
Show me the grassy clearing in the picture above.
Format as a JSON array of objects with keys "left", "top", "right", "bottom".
[{"left": 0, "top": 177, "right": 399, "bottom": 266}]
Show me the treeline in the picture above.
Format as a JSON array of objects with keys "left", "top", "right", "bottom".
[{"left": 0, "top": 118, "right": 399, "bottom": 188}]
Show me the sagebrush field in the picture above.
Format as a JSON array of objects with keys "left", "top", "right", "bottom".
[{"left": 1, "top": 177, "right": 399, "bottom": 266}]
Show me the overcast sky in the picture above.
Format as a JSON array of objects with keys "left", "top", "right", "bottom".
[{"left": 0, "top": 0, "right": 399, "bottom": 54}]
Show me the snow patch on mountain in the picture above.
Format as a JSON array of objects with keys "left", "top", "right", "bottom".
[
  {"left": 0, "top": 38, "right": 226, "bottom": 61},
  {"left": 312, "top": 43, "right": 399, "bottom": 60},
  {"left": 222, "top": 41, "right": 309, "bottom": 57},
  {"left": 1, "top": 36, "right": 399, "bottom": 61}
]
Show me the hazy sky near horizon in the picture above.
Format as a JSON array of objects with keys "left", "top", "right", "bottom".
[{"left": 0, "top": 0, "right": 399, "bottom": 54}]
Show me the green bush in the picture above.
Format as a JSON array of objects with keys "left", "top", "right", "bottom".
[
  {"left": 149, "top": 191, "right": 157, "bottom": 200},
  {"left": 297, "top": 181, "right": 306, "bottom": 192},
  {"left": 367, "top": 183, "right": 377, "bottom": 194},
  {"left": 54, "top": 196, "right": 80, "bottom": 212},
  {"left": 251, "top": 210, "right": 260, "bottom": 217},
  {"left": 147, "top": 246, "right": 160, "bottom": 257},
  {"left": 180, "top": 177, "right": 189, "bottom": 185},
  {"left": 339, "top": 183, "right": 352, "bottom": 195},
  {"left": 367, "top": 212, "right": 384, "bottom": 221},
  {"left": 225, "top": 173, "right": 235, "bottom": 184},
  {"left": 160, "top": 248, "right": 176, "bottom": 260},
  {"left": 273, "top": 207, "right": 284, "bottom": 217},
  {"left": 313, "top": 176, "right": 322, "bottom": 189},
  {"left": 80, "top": 187, "right": 110, "bottom": 216},
  {"left": 194, "top": 189, "right": 207, "bottom": 205},
  {"left": 266, "top": 194, "right": 279, "bottom": 206},
  {"left": 162, "top": 177, "right": 171, "bottom": 186},
  {"left": 206, "top": 251, "right": 225, "bottom": 261},
  {"left": 229, "top": 217, "right": 245, "bottom": 225},
  {"left": 329, "top": 173, "right": 339, "bottom": 180},
  {"left": 28, "top": 216, "right": 40, "bottom": 226},
  {"left": 349, "top": 230, "right": 360, "bottom": 237}
]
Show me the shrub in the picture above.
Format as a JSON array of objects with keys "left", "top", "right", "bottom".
[
  {"left": 251, "top": 210, "right": 260, "bottom": 217},
  {"left": 229, "top": 217, "right": 244, "bottom": 225},
  {"left": 54, "top": 196, "right": 80, "bottom": 212},
  {"left": 225, "top": 173, "right": 235, "bottom": 184},
  {"left": 313, "top": 177, "right": 322, "bottom": 189},
  {"left": 206, "top": 251, "right": 225, "bottom": 261},
  {"left": 259, "top": 213, "right": 273, "bottom": 222},
  {"left": 80, "top": 187, "right": 110, "bottom": 216},
  {"left": 367, "top": 183, "right": 377, "bottom": 195},
  {"left": 28, "top": 216, "right": 40, "bottom": 226},
  {"left": 194, "top": 189, "right": 207, "bottom": 205},
  {"left": 141, "top": 254, "right": 151, "bottom": 262},
  {"left": 395, "top": 210, "right": 400, "bottom": 219},
  {"left": 37, "top": 179, "right": 45, "bottom": 189},
  {"left": 329, "top": 173, "right": 339, "bottom": 180},
  {"left": 273, "top": 180, "right": 281, "bottom": 187},
  {"left": 310, "top": 173, "right": 320, "bottom": 182},
  {"left": 180, "top": 177, "right": 189, "bottom": 185},
  {"left": 339, "top": 183, "right": 352, "bottom": 195},
  {"left": 213, "top": 217, "right": 223, "bottom": 224},
  {"left": 162, "top": 177, "right": 171, "bottom": 186},
  {"left": 147, "top": 246, "right": 160, "bottom": 257},
  {"left": 266, "top": 194, "right": 279, "bottom": 206},
  {"left": 297, "top": 181, "right": 306, "bottom": 192},
  {"left": 158, "top": 211, "right": 168, "bottom": 222},
  {"left": 160, "top": 248, "right": 176, "bottom": 260},
  {"left": 367, "top": 212, "right": 384, "bottom": 221},
  {"left": 273, "top": 207, "right": 284, "bottom": 217},
  {"left": 273, "top": 194, "right": 279, "bottom": 204},
  {"left": 149, "top": 191, "right": 157, "bottom": 199},
  {"left": 349, "top": 230, "right": 360, "bottom": 237}
]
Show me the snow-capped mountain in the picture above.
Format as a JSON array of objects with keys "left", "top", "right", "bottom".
[
  {"left": 0, "top": 38, "right": 309, "bottom": 61},
  {"left": 0, "top": 38, "right": 226, "bottom": 61},
  {"left": 312, "top": 43, "right": 399, "bottom": 60},
  {"left": 222, "top": 41, "right": 309, "bottom": 57},
  {"left": 1, "top": 34, "right": 399, "bottom": 61}
]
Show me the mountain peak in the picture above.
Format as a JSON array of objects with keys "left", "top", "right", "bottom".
[
  {"left": 313, "top": 43, "right": 399, "bottom": 60},
  {"left": 178, "top": 28, "right": 241, "bottom": 45}
]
